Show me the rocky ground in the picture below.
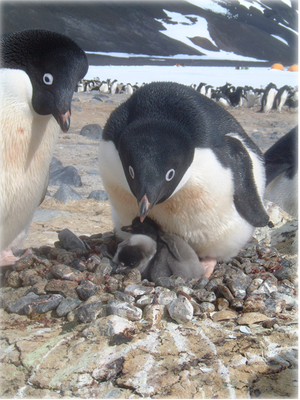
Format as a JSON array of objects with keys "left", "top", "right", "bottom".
[{"left": 0, "top": 90, "right": 298, "bottom": 399}]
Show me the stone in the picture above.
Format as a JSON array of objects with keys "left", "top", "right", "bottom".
[
  {"left": 31, "top": 279, "right": 48, "bottom": 295},
  {"left": 77, "top": 297, "right": 103, "bottom": 323},
  {"left": 217, "top": 284, "right": 234, "bottom": 301},
  {"left": 154, "top": 288, "right": 177, "bottom": 306},
  {"left": 6, "top": 271, "right": 22, "bottom": 288},
  {"left": 107, "top": 299, "right": 142, "bottom": 321},
  {"left": 24, "top": 294, "right": 63, "bottom": 315},
  {"left": 88, "top": 190, "right": 109, "bottom": 201},
  {"left": 77, "top": 280, "right": 98, "bottom": 300},
  {"left": 198, "top": 302, "right": 215, "bottom": 313},
  {"left": 80, "top": 124, "right": 102, "bottom": 140},
  {"left": 58, "top": 228, "right": 86, "bottom": 251},
  {"left": 212, "top": 310, "right": 237, "bottom": 322},
  {"left": 114, "top": 291, "right": 135, "bottom": 304},
  {"left": 19, "top": 269, "right": 40, "bottom": 286},
  {"left": 225, "top": 271, "right": 252, "bottom": 299},
  {"left": 83, "top": 315, "right": 135, "bottom": 338},
  {"left": 143, "top": 304, "right": 165, "bottom": 326},
  {"left": 122, "top": 269, "right": 142, "bottom": 286},
  {"left": 230, "top": 298, "right": 244, "bottom": 311},
  {"left": 56, "top": 297, "right": 82, "bottom": 317},
  {"left": 45, "top": 279, "right": 79, "bottom": 298},
  {"left": 135, "top": 294, "right": 155, "bottom": 307},
  {"left": 6, "top": 292, "right": 39, "bottom": 315},
  {"left": 50, "top": 264, "right": 85, "bottom": 282},
  {"left": 193, "top": 289, "right": 216, "bottom": 303},
  {"left": 192, "top": 276, "right": 210, "bottom": 289},
  {"left": 237, "top": 312, "right": 271, "bottom": 325},
  {"left": 167, "top": 295, "right": 194, "bottom": 324},
  {"left": 124, "top": 284, "right": 155, "bottom": 297},
  {"left": 86, "top": 255, "right": 101, "bottom": 272},
  {"left": 95, "top": 257, "right": 113, "bottom": 276},
  {"left": 215, "top": 298, "right": 230, "bottom": 311},
  {"left": 53, "top": 185, "right": 82, "bottom": 204},
  {"left": 50, "top": 165, "right": 82, "bottom": 187}
]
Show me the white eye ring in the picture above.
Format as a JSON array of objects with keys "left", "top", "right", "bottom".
[
  {"left": 43, "top": 73, "right": 53, "bottom": 85},
  {"left": 165, "top": 169, "right": 175, "bottom": 181},
  {"left": 129, "top": 166, "right": 135, "bottom": 179}
]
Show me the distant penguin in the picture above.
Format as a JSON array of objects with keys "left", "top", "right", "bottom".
[
  {"left": 125, "top": 83, "right": 133, "bottom": 95},
  {"left": 110, "top": 79, "right": 118, "bottom": 95},
  {"left": 274, "top": 85, "right": 290, "bottom": 112},
  {"left": 100, "top": 80, "right": 110, "bottom": 93},
  {"left": 260, "top": 83, "right": 277, "bottom": 113},
  {"left": 211, "top": 92, "right": 231, "bottom": 107},
  {"left": 264, "top": 126, "right": 298, "bottom": 217},
  {"left": 196, "top": 82, "right": 207, "bottom": 96},
  {"left": 119, "top": 217, "right": 207, "bottom": 282},
  {"left": 98, "top": 82, "right": 269, "bottom": 276},
  {"left": 0, "top": 29, "right": 88, "bottom": 266}
]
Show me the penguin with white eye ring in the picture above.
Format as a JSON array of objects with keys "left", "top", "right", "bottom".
[
  {"left": 0, "top": 29, "right": 88, "bottom": 266},
  {"left": 99, "top": 81, "right": 269, "bottom": 277}
]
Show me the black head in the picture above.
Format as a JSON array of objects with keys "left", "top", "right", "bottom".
[
  {"left": 121, "top": 217, "right": 161, "bottom": 240},
  {"left": 118, "top": 118, "right": 194, "bottom": 220},
  {"left": 1, "top": 29, "right": 88, "bottom": 132}
]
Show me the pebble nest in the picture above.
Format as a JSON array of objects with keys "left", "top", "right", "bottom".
[{"left": 0, "top": 225, "right": 297, "bottom": 329}]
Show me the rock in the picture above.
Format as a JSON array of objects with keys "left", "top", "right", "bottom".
[
  {"left": 95, "top": 257, "right": 113, "bottom": 276},
  {"left": 230, "top": 298, "right": 244, "bottom": 311},
  {"left": 225, "top": 270, "right": 252, "bottom": 299},
  {"left": 237, "top": 312, "right": 271, "bottom": 325},
  {"left": 114, "top": 291, "right": 135, "bottom": 304},
  {"left": 122, "top": 269, "right": 142, "bottom": 286},
  {"left": 24, "top": 294, "right": 63, "bottom": 315},
  {"left": 124, "top": 284, "right": 155, "bottom": 297},
  {"left": 70, "top": 259, "right": 86, "bottom": 272},
  {"left": 107, "top": 299, "right": 142, "bottom": 321},
  {"left": 45, "top": 279, "right": 79, "bottom": 298},
  {"left": 6, "top": 271, "right": 22, "bottom": 288},
  {"left": 19, "top": 269, "right": 40, "bottom": 287},
  {"left": 167, "top": 295, "right": 194, "bottom": 324},
  {"left": 192, "top": 276, "right": 210, "bottom": 289},
  {"left": 215, "top": 298, "right": 230, "bottom": 310},
  {"left": 217, "top": 284, "right": 235, "bottom": 301},
  {"left": 31, "top": 279, "right": 48, "bottom": 295},
  {"left": 212, "top": 309, "right": 237, "bottom": 322},
  {"left": 80, "top": 124, "right": 102, "bottom": 140},
  {"left": 77, "top": 280, "right": 98, "bottom": 300},
  {"left": 58, "top": 228, "right": 86, "bottom": 251},
  {"left": 56, "top": 297, "right": 82, "bottom": 317},
  {"left": 88, "top": 190, "right": 109, "bottom": 201},
  {"left": 135, "top": 294, "right": 155, "bottom": 307},
  {"left": 193, "top": 289, "right": 216, "bottom": 303},
  {"left": 143, "top": 304, "right": 165, "bottom": 326},
  {"left": 53, "top": 185, "right": 82, "bottom": 203},
  {"left": 50, "top": 165, "right": 82, "bottom": 187},
  {"left": 198, "top": 302, "right": 215, "bottom": 312},
  {"left": 77, "top": 297, "right": 103, "bottom": 323},
  {"left": 83, "top": 315, "right": 135, "bottom": 338},
  {"left": 154, "top": 287, "right": 177, "bottom": 306},
  {"left": 50, "top": 264, "right": 85, "bottom": 282},
  {"left": 6, "top": 292, "right": 39, "bottom": 314}
]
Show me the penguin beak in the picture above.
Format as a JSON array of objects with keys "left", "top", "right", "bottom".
[
  {"left": 139, "top": 194, "right": 151, "bottom": 222},
  {"left": 56, "top": 110, "right": 71, "bottom": 133}
]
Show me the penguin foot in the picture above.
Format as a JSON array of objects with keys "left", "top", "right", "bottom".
[
  {"left": 0, "top": 248, "right": 33, "bottom": 267},
  {"left": 201, "top": 257, "right": 217, "bottom": 278}
]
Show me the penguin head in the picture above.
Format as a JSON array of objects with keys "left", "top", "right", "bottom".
[
  {"left": 1, "top": 29, "right": 88, "bottom": 132},
  {"left": 121, "top": 216, "right": 160, "bottom": 240},
  {"left": 118, "top": 119, "right": 194, "bottom": 221}
]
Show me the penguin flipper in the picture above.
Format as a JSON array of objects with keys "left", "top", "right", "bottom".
[
  {"left": 158, "top": 233, "right": 182, "bottom": 261},
  {"left": 225, "top": 135, "right": 269, "bottom": 227}
]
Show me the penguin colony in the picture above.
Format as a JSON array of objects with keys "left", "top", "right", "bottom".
[
  {"left": 0, "top": 29, "right": 88, "bottom": 266},
  {"left": 77, "top": 77, "right": 298, "bottom": 112}
]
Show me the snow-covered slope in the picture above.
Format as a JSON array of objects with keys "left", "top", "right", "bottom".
[{"left": 2, "top": 0, "right": 298, "bottom": 65}]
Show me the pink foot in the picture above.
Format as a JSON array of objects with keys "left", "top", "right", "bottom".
[
  {"left": 201, "top": 257, "right": 217, "bottom": 278},
  {"left": 0, "top": 248, "right": 33, "bottom": 267}
]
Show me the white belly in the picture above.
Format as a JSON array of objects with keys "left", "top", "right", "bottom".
[{"left": 0, "top": 69, "right": 60, "bottom": 251}]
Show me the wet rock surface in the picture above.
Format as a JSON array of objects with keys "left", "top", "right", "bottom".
[{"left": 0, "top": 202, "right": 298, "bottom": 398}]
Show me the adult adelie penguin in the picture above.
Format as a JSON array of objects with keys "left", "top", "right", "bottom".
[
  {"left": 98, "top": 82, "right": 269, "bottom": 275},
  {"left": 0, "top": 29, "right": 88, "bottom": 265},
  {"left": 264, "top": 126, "right": 298, "bottom": 217}
]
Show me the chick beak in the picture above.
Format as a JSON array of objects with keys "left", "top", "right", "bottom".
[
  {"left": 57, "top": 110, "right": 71, "bottom": 133},
  {"left": 139, "top": 194, "right": 151, "bottom": 223},
  {"left": 121, "top": 225, "right": 133, "bottom": 233}
]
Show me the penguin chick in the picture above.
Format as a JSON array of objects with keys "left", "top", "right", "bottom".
[
  {"left": 264, "top": 126, "right": 298, "bottom": 217},
  {"left": 113, "top": 234, "right": 157, "bottom": 280},
  {"left": 99, "top": 82, "right": 269, "bottom": 275},
  {"left": 0, "top": 29, "right": 88, "bottom": 265},
  {"left": 121, "top": 217, "right": 208, "bottom": 282}
]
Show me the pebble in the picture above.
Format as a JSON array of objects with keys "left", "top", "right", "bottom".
[
  {"left": 107, "top": 299, "right": 143, "bottom": 321},
  {"left": 215, "top": 298, "right": 230, "bottom": 311},
  {"left": 77, "top": 280, "right": 98, "bottom": 300},
  {"left": 6, "top": 271, "right": 22, "bottom": 288},
  {"left": 53, "top": 184, "right": 82, "bottom": 204},
  {"left": 124, "top": 284, "right": 155, "bottom": 297},
  {"left": 50, "top": 165, "right": 82, "bottom": 187},
  {"left": 154, "top": 288, "right": 177, "bottom": 306},
  {"left": 56, "top": 297, "right": 82, "bottom": 317},
  {"left": 50, "top": 264, "right": 85, "bottom": 282},
  {"left": 87, "top": 190, "right": 109, "bottom": 201},
  {"left": 167, "top": 295, "right": 194, "bottom": 324},
  {"left": 6, "top": 292, "right": 39, "bottom": 315},
  {"left": 225, "top": 270, "right": 252, "bottom": 298},
  {"left": 24, "top": 294, "right": 63, "bottom": 315},
  {"left": 45, "top": 279, "right": 79, "bottom": 298},
  {"left": 143, "top": 304, "right": 165, "bottom": 326},
  {"left": 237, "top": 312, "right": 271, "bottom": 325},
  {"left": 193, "top": 289, "right": 216, "bottom": 303},
  {"left": 80, "top": 124, "right": 102, "bottom": 140},
  {"left": 58, "top": 228, "right": 87, "bottom": 251},
  {"left": 77, "top": 297, "right": 103, "bottom": 323},
  {"left": 212, "top": 310, "right": 237, "bottom": 322},
  {"left": 198, "top": 302, "right": 215, "bottom": 313}
]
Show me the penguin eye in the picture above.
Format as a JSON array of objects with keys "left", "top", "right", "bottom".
[
  {"left": 165, "top": 169, "right": 175, "bottom": 182},
  {"left": 43, "top": 73, "right": 53, "bottom": 85},
  {"left": 129, "top": 166, "right": 135, "bottom": 179}
]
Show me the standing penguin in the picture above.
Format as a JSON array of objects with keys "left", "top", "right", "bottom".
[
  {"left": 260, "top": 83, "right": 277, "bottom": 113},
  {"left": 273, "top": 85, "right": 291, "bottom": 112},
  {"left": 98, "top": 82, "right": 269, "bottom": 275},
  {"left": 0, "top": 29, "right": 88, "bottom": 265},
  {"left": 264, "top": 126, "right": 298, "bottom": 217}
]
